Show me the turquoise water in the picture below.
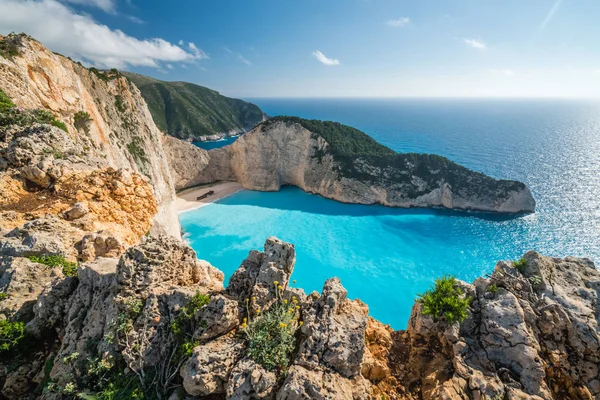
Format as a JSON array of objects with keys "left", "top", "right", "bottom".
[
  {"left": 180, "top": 99, "right": 600, "bottom": 329},
  {"left": 193, "top": 136, "right": 238, "bottom": 150}
]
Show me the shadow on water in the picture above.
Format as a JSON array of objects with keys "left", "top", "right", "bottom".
[{"left": 212, "top": 185, "right": 526, "bottom": 222}]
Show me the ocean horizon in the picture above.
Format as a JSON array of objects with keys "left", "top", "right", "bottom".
[{"left": 184, "top": 98, "right": 600, "bottom": 329}]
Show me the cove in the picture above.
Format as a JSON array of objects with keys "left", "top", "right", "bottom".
[{"left": 179, "top": 186, "right": 534, "bottom": 329}]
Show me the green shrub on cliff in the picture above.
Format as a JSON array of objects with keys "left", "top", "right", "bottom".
[
  {"left": 28, "top": 254, "right": 78, "bottom": 277},
  {"left": 513, "top": 257, "right": 527, "bottom": 273},
  {"left": 418, "top": 276, "right": 470, "bottom": 323},
  {"left": 0, "top": 320, "right": 25, "bottom": 353},
  {"left": 0, "top": 88, "right": 68, "bottom": 132},
  {"left": 243, "top": 282, "right": 300, "bottom": 372}
]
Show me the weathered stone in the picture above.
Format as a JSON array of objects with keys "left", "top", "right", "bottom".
[
  {"left": 64, "top": 202, "right": 89, "bottom": 220},
  {"left": 181, "top": 334, "right": 245, "bottom": 396},
  {"left": 196, "top": 294, "right": 239, "bottom": 341},
  {"left": 227, "top": 358, "right": 278, "bottom": 399}
]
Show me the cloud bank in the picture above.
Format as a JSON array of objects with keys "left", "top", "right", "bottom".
[
  {"left": 312, "top": 50, "right": 340, "bottom": 66},
  {"left": 0, "top": 0, "right": 206, "bottom": 69}
]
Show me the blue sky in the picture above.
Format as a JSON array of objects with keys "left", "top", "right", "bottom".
[{"left": 1, "top": 0, "right": 599, "bottom": 98}]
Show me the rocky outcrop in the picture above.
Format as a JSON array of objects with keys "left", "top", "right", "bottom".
[
  {"left": 388, "top": 251, "right": 600, "bottom": 400},
  {"left": 0, "top": 34, "right": 180, "bottom": 237},
  {"left": 167, "top": 118, "right": 536, "bottom": 213},
  {"left": 1, "top": 225, "right": 599, "bottom": 400}
]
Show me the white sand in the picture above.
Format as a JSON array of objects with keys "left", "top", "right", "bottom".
[{"left": 176, "top": 181, "right": 244, "bottom": 213}]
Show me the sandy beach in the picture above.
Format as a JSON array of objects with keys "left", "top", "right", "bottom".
[{"left": 176, "top": 181, "right": 244, "bottom": 213}]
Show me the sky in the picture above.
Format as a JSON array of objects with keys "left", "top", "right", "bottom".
[{"left": 0, "top": 0, "right": 599, "bottom": 98}]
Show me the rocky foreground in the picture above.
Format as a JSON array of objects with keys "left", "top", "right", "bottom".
[
  {"left": 167, "top": 117, "right": 536, "bottom": 214},
  {"left": 1, "top": 229, "right": 599, "bottom": 399}
]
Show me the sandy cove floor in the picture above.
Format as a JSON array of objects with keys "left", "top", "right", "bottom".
[{"left": 176, "top": 181, "right": 244, "bottom": 213}]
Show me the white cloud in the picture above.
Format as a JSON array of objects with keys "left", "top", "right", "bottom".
[
  {"left": 312, "top": 50, "right": 340, "bottom": 66},
  {"left": 462, "top": 38, "right": 487, "bottom": 50},
  {"left": 386, "top": 17, "right": 410, "bottom": 27},
  {"left": 127, "top": 15, "right": 145, "bottom": 24},
  {"left": 60, "top": 0, "right": 115, "bottom": 13},
  {"left": 490, "top": 69, "right": 515, "bottom": 76},
  {"left": 0, "top": 0, "right": 207, "bottom": 69},
  {"left": 237, "top": 53, "right": 251, "bottom": 65}
]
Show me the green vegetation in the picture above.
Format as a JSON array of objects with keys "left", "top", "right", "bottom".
[
  {"left": 0, "top": 33, "right": 24, "bottom": 59},
  {"left": 126, "top": 139, "right": 149, "bottom": 165},
  {"left": 261, "top": 116, "right": 525, "bottom": 199},
  {"left": 0, "top": 87, "right": 68, "bottom": 132},
  {"left": 529, "top": 275, "right": 542, "bottom": 286},
  {"left": 243, "top": 282, "right": 300, "bottom": 372},
  {"left": 123, "top": 71, "right": 266, "bottom": 139},
  {"left": 0, "top": 320, "right": 25, "bottom": 353},
  {"left": 114, "top": 95, "right": 126, "bottom": 113},
  {"left": 28, "top": 254, "right": 78, "bottom": 277},
  {"left": 169, "top": 292, "right": 210, "bottom": 359},
  {"left": 74, "top": 110, "right": 93, "bottom": 133},
  {"left": 513, "top": 257, "right": 528, "bottom": 273},
  {"left": 488, "top": 283, "right": 499, "bottom": 294},
  {"left": 89, "top": 67, "right": 123, "bottom": 82},
  {"left": 417, "top": 276, "right": 470, "bottom": 323},
  {"left": 0, "top": 292, "right": 7, "bottom": 301}
]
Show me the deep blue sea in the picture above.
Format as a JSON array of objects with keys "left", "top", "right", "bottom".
[
  {"left": 181, "top": 98, "right": 600, "bottom": 329},
  {"left": 193, "top": 136, "right": 238, "bottom": 150}
]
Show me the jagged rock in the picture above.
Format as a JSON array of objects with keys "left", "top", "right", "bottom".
[
  {"left": 0, "top": 216, "right": 83, "bottom": 258},
  {"left": 181, "top": 334, "right": 245, "bottom": 396},
  {"left": 391, "top": 251, "right": 600, "bottom": 400},
  {"left": 227, "top": 358, "right": 278, "bottom": 399},
  {"left": 78, "top": 231, "right": 123, "bottom": 261},
  {"left": 227, "top": 236, "right": 296, "bottom": 308},
  {"left": 296, "top": 278, "right": 368, "bottom": 378},
  {"left": 0, "top": 256, "right": 64, "bottom": 321},
  {"left": 276, "top": 365, "right": 370, "bottom": 400},
  {"left": 64, "top": 201, "right": 89, "bottom": 220},
  {"left": 195, "top": 294, "right": 239, "bottom": 341},
  {"left": 117, "top": 235, "right": 224, "bottom": 297}
]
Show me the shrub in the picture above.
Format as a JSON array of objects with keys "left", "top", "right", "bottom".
[
  {"left": 513, "top": 257, "right": 527, "bottom": 273},
  {"left": 0, "top": 88, "right": 68, "bottom": 132},
  {"left": 0, "top": 320, "right": 25, "bottom": 352},
  {"left": 243, "top": 283, "right": 300, "bottom": 372},
  {"left": 27, "top": 254, "right": 78, "bottom": 277},
  {"left": 127, "top": 139, "right": 149, "bottom": 164},
  {"left": 170, "top": 292, "right": 210, "bottom": 358},
  {"left": 0, "top": 292, "right": 7, "bottom": 301},
  {"left": 487, "top": 283, "right": 499, "bottom": 294},
  {"left": 0, "top": 33, "right": 23, "bottom": 60},
  {"left": 115, "top": 95, "right": 126, "bottom": 113},
  {"left": 417, "top": 276, "right": 470, "bottom": 323},
  {"left": 74, "top": 110, "right": 92, "bottom": 133}
]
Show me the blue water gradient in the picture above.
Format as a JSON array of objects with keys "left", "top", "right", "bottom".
[{"left": 180, "top": 99, "right": 600, "bottom": 329}]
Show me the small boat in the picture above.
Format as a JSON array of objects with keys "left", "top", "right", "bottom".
[{"left": 196, "top": 190, "right": 215, "bottom": 201}]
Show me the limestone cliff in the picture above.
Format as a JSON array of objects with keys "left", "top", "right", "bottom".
[
  {"left": 1, "top": 230, "right": 598, "bottom": 399},
  {"left": 0, "top": 34, "right": 180, "bottom": 237},
  {"left": 168, "top": 117, "right": 536, "bottom": 213}
]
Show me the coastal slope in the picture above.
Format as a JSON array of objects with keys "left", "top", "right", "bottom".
[
  {"left": 123, "top": 72, "right": 268, "bottom": 142},
  {"left": 170, "top": 117, "right": 536, "bottom": 213},
  {"left": 0, "top": 34, "right": 180, "bottom": 237}
]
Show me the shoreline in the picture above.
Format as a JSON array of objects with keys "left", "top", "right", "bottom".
[{"left": 176, "top": 181, "right": 244, "bottom": 213}]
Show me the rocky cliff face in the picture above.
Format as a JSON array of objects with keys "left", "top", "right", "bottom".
[
  {"left": 0, "top": 34, "right": 180, "bottom": 237},
  {"left": 1, "top": 230, "right": 598, "bottom": 399},
  {"left": 168, "top": 118, "right": 536, "bottom": 213}
]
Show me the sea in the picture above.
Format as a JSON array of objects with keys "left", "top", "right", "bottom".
[{"left": 184, "top": 98, "right": 600, "bottom": 329}]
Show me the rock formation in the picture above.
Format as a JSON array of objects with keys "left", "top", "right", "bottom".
[
  {"left": 0, "top": 34, "right": 180, "bottom": 237},
  {"left": 2, "top": 226, "right": 598, "bottom": 399},
  {"left": 166, "top": 117, "right": 536, "bottom": 213}
]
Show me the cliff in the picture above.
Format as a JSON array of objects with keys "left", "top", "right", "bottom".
[
  {"left": 169, "top": 117, "right": 536, "bottom": 213},
  {"left": 0, "top": 34, "right": 180, "bottom": 238},
  {"left": 123, "top": 72, "right": 268, "bottom": 142},
  {"left": 1, "top": 230, "right": 598, "bottom": 399}
]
